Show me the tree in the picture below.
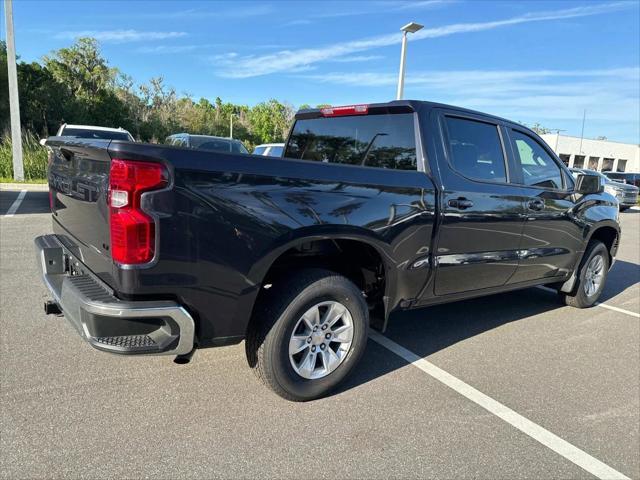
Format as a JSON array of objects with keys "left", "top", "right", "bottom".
[
  {"left": 248, "top": 99, "right": 295, "bottom": 144},
  {"left": 2, "top": 36, "right": 304, "bottom": 148},
  {"left": 43, "top": 38, "right": 117, "bottom": 98}
]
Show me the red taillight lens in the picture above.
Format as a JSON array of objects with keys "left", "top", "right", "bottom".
[
  {"left": 320, "top": 104, "right": 368, "bottom": 117},
  {"left": 108, "top": 159, "right": 168, "bottom": 264}
]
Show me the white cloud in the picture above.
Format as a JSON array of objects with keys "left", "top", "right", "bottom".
[
  {"left": 56, "top": 30, "right": 187, "bottom": 43},
  {"left": 136, "top": 45, "right": 201, "bottom": 54},
  {"left": 331, "top": 55, "right": 385, "bottom": 63},
  {"left": 216, "top": 2, "right": 632, "bottom": 78},
  {"left": 301, "top": 67, "right": 640, "bottom": 126}
]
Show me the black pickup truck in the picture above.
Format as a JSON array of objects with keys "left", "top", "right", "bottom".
[{"left": 37, "top": 100, "right": 620, "bottom": 401}]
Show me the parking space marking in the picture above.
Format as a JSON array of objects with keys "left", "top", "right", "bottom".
[
  {"left": 369, "top": 331, "right": 631, "bottom": 480},
  {"left": 4, "top": 190, "right": 27, "bottom": 217},
  {"left": 594, "top": 302, "right": 640, "bottom": 318},
  {"left": 536, "top": 286, "right": 639, "bottom": 319}
]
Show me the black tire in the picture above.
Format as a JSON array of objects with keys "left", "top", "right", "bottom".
[
  {"left": 560, "top": 240, "right": 609, "bottom": 308},
  {"left": 245, "top": 269, "right": 369, "bottom": 401}
]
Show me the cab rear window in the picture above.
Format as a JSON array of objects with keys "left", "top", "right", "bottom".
[{"left": 285, "top": 113, "right": 417, "bottom": 170}]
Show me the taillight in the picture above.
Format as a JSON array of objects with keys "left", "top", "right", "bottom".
[
  {"left": 320, "top": 104, "right": 368, "bottom": 117},
  {"left": 108, "top": 159, "right": 168, "bottom": 264}
]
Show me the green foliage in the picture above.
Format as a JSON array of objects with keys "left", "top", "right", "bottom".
[
  {"left": 43, "top": 38, "right": 117, "bottom": 99},
  {"left": 1, "top": 37, "right": 311, "bottom": 170},
  {"left": 0, "top": 131, "right": 48, "bottom": 180}
]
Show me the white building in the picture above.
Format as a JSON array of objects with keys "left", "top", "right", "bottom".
[{"left": 540, "top": 134, "right": 640, "bottom": 173}]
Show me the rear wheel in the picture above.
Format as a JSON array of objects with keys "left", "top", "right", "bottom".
[
  {"left": 246, "top": 269, "right": 369, "bottom": 401},
  {"left": 560, "top": 240, "right": 609, "bottom": 308}
]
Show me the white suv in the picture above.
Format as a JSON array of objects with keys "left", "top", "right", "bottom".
[{"left": 56, "top": 124, "right": 135, "bottom": 142}]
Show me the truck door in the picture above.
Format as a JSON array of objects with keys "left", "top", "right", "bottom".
[
  {"left": 503, "top": 127, "right": 583, "bottom": 283},
  {"left": 431, "top": 112, "right": 526, "bottom": 296}
]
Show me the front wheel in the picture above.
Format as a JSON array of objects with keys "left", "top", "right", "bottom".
[
  {"left": 560, "top": 240, "right": 610, "bottom": 308},
  {"left": 246, "top": 269, "right": 369, "bottom": 401}
]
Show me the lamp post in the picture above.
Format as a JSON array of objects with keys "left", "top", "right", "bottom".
[
  {"left": 396, "top": 22, "right": 423, "bottom": 100},
  {"left": 4, "top": 0, "right": 24, "bottom": 181}
]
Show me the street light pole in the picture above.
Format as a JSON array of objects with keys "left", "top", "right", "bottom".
[
  {"left": 396, "top": 22, "right": 423, "bottom": 100},
  {"left": 4, "top": 0, "right": 24, "bottom": 181}
]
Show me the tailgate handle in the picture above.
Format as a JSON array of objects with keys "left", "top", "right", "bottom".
[{"left": 59, "top": 148, "right": 73, "bottom": 161}]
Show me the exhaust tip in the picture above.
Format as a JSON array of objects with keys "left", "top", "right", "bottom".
[
  {"left": 44, "top": 300, "right": 62, "bottom": 315},
  {"left": 174, "top": 348, "right": 195, "bottom": 365}
]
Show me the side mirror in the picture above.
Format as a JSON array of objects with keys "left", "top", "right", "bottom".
[
  {"left": 39, "top": 138, "right": 47, "bottom": 146},
  {"left": 575, "top": 173, "right": 604, "bottom": 195}
]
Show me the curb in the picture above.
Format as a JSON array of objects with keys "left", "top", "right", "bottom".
[{"left": 0, "top": 183, "right": 48, "bottom": 191}]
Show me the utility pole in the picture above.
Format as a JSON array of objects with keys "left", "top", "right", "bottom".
[
  {"left": 551, "top": 128, "right": 566, "bottom": 152},
  {"left": 229, "top": 114, "right": 233, "bottom": 139},
  {"left": 579, "top": 109, "right": 586, "bottom": 155},
  {"left": 4, "top": 0, "right": 23, "bottom": 181}
]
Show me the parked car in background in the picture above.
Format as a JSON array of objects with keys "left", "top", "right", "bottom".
[
  {"left": 253, "top": 143, "right": 285, "bottom": 157},
  {"left": 38, "top": 100, "right": 620, "bottom": 401},
  {"left": 570, "top": 168, "right": 638, "bottom": 210},
  {"left": 55, "top": 124, "right": 134, "bottom": 142},
  {"left": 165, "top": 133, "right": 248, "bottom": 154},
  {"left": 603, "top": 172, "right": 640, "bottom": 189}
]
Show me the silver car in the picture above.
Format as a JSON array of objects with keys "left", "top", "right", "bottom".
[{"left": 570, "top": 168, "right": 639, "bottom": 210}]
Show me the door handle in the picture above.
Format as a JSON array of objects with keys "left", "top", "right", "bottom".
[
  {"left": 527, "top": 198, "right": 545, "bottom": 211},
  {"left": 448, "top": 198, "right": 474, "bottom": 210}
]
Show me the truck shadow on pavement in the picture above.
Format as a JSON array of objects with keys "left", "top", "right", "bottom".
[
  {"left": 336, "top": 262, "right": 638, "bottom": 397},
  {"left": 601, "top": 259, "right": 640, "bottom": 302}
]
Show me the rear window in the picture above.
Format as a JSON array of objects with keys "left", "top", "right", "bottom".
[
  {"left": 62, "top": 128, "right": 131, "bottom": 141},
  {"left": 232, "top": 142, "right": 249, "bottom": 154},
  {"left": 253, "top": 146, "right": 268, "bottom": 155},
  {"left": 190, "top": 137, "right": 248, "bottom": 154},
  {"left": 285, "top": 113, "right": 417, "bottom": 170},
  {"left": 268, "top": 146, "right": 284, "bottom": 157}
]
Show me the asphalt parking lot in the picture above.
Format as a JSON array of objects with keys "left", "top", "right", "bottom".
[{"left": 1, "top": 189, "right": 638, "bottom": 479}]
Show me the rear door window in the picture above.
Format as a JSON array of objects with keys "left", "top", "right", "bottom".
[
  {"left": 443, "top": 116, "right": 507, "bottom": 183},
  {"left": 509, "top": 130, "right": 564, "bottom": 190},
  {"left": 285, "top": 113, "right": 417, "bottom": 170}
]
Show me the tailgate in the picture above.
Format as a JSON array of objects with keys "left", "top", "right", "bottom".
[{"left": 47, "top": 138, "right": 113, "bottom": 280}]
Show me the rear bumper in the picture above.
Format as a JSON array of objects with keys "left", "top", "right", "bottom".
[{"left": 34, "top": 234, "right": 195, "bottom": 356}]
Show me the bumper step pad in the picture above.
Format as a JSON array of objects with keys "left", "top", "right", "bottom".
[{"left": 94, "top": 335, "right": 157, "bottom": 349}]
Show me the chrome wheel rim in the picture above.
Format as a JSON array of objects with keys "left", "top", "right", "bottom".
[
  {"left": 584, "top": 254, "right": 605, "bottom": 297},
  {"left": 289, "top": 301, "right": 354, "bottom": 380}
]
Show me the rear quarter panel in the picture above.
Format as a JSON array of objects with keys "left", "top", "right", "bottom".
[{"left": 107, "top": 142, "right": 437, "bottom": 343}]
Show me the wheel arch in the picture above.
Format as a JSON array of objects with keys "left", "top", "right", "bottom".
[
  {"left": 245, "top": 227, "right": 397, "bottom": 333},
  {"left": 559, "top": 220, "right": 620, "bottom": 293}
]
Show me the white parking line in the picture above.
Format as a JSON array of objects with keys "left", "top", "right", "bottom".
[
  {"left": 4, "top": 190, "right": 27, "bottom": 217},
  {"left": 369, "top": 331, "right": 630, "bottom": 480},
  {"left": 595, "top": 302, "right": 640, "bottom": 318},
  {"left": 536, "top": 286, "right": 639, "bottom": 319}
]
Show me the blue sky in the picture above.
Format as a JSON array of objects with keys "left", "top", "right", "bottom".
[{"left": 2, "top": 0, "right": 639, "bottom": 142}]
